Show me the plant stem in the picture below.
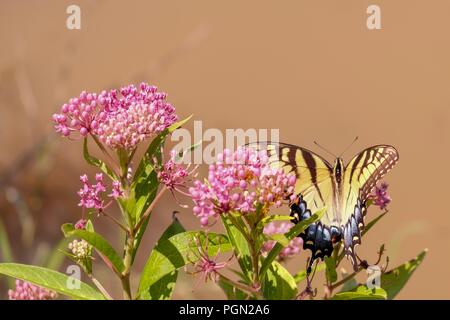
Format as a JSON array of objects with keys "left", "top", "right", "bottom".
[
  {"left": 121, "top": 233, "right": 135, "bottom": 300},
  {"left": 330, "top": 267, "right": 362, "bottom": 291},
  {"left": 217, "top": 273, "right": 260, "bottom": 296},
  {"left": 102, "top": 210, "right": 129, "bottom": 234},
  {"left": 227, "top": 214, "right": 252, "bottom": 244},
  {"left": 133, "top": 187, "right": 167, "bottom": 233},
  {"left": 228, "top": 213, "right": 262, "bottom": 298},
  {"left": 88, "top": 274, "right": 113, "bottom": 300},
  {"left": 250, "top": 243, "right": 260, "bottom": 287},
  {"left": 91, "top": 135, "right": 121, "bottom": 176},
  {"left": 248, "top": 222, "right": 261, "bottom": 295}
]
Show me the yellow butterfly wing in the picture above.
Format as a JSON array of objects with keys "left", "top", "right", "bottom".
[
  {"left": 246, "top": 142, "right": 339, "bottom": 262},
  {"left": 340, "top": 145, "right": 399, "bottom": 268},
  {"left": 247, "top": 142, "right": 336, "bottom": 222}
]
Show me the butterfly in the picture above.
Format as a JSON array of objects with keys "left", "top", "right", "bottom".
[{"left": 247, "top": 142, "right": 399, "bottom": 271}]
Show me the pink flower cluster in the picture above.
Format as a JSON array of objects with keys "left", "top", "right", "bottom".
[
  {"left": 78, "top": 174, "right": 106, "bottom": 211},
  {"left": 370, "top": 182, "right": 391, "bottom": 210},
  {"left": 109, "top": 181, "right": 124, "bottom": 199},
  {"left": 262, "top": 222, "right": 303, "bottom": 260},
  {"left": 193, "top": 249, "right": 228, "bottom": 284},
  {"left": 8, "top": 280, "right": 57, "bottom": 300},
  {"left": 189, "top": 148, "right": 297, "bottom": 227},
  {"left": 53, "top": 83, "right": 178, "bottom": 150},
  {"left": 191, "top": 236, "right": 232, "bottom": 283},
  {"left": 52, "top": 90, "right": 98, "bottom": 138},
  {"left": 75, "top": 218, "right": 87, "bottom": 230},
  {"left": 77, "top": 173, "right": 123, "bottom": 212},
  {"left": 156, "top": 150, "right": 197, "bottom": 193}
]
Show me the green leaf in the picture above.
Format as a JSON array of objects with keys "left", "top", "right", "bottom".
[
  {"left": 256, "top": 215, "right": 293, "bottom": 232},
  {"left": 175, "top": 139, "right": 203, "bottom": 162},
  {"left": 86, "top": 219, "right": 95, "bottom": 232},
  {"left": 0, "top": 263, "right": 105, "bottom": 300},
  {"left": 286, "top": 208, "right": 326, "bottom": 239},
  {"left": 324, "top": 256, "right": 338, "bottom": 283},
  {"left": 266, "top": 233, "right": 290, "bottom": 247},
  {"left": 262, "top": 261, "right": 297, "bottom": 300},
  {"left": 221, "top": 215, "right": 253, "bottom": 283},
  {"left": 381, "top": 249, "right": 427, "bottom": 299},
  {"left": 332, "top": 285, "right": 387, "bottom": 300},
  {"left": 61, "top": 224, "right": 124, "bottom": 275},
  {"left": 137, "top": 231, "right": 231, "bottom": 300},
  {"left": 131, "top": 213, "right": 152, "bottom": 263},
  {"left": 128, "top": 164, "right": 159, "bottom": 225},
  {"left": 218, "top": 276, "right": 249, "bottom": 300},
  {"left": 294, "top": 263, "right": 326, "bottom": 284},
  {"left": 159, "top": 216, "right": 185, "bottom": 242},
  {"left": 141, "top": 217, "right": 186, "bottom": 300},
  {"left": 83, "top": 138, "right": 117, "bottom": 180},
  {"left": 260, "top": 208, "right": 325, "bottom": 278}
]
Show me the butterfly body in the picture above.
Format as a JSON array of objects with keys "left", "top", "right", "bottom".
[{"left": 248, "top": 142, "right": 399, "bottom": 270}]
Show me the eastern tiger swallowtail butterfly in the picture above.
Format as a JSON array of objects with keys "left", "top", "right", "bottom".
[{"left": 247, "top": 142, "right": 399, "bottom": 271}]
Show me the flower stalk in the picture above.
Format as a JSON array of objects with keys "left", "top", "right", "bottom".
[{"left": 121, "top": 233, "right": 135, "bottom": 300}]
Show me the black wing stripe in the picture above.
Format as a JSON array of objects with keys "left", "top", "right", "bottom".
[
  {"left": 356, "top": 150, "right": 372, "bottom": 181},
  {"left": 287, "top": 147, "right": 300, "bottom": 178},
  {"left": 348, "top": 151, "right": 365, "bottom": 184},
  {"left": 301, "top": 149, "right": 325, "bottom": 205}
]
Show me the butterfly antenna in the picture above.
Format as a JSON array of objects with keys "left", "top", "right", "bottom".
[
  {"left": 313, "top": 141, "right": 337, "bottom": 158},
  {"left": 338, "top": 136, "right": 359, "bottom": 158}
]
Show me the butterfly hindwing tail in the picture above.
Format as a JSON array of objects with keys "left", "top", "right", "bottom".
[{"left": 342, "top": 198, "right": 367, "bottom": 271}]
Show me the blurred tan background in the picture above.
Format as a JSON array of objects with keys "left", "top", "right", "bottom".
[{"left": 0, "top": 0, "right": 449, "bottom": 299}]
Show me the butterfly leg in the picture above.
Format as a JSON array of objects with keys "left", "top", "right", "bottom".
[{"left": 296, "top": 257, "right": 318, "bottom": 300}]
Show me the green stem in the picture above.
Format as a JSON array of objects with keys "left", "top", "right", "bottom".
[
  {"left": 121, "top": 275, "right": 132, "bottom": 300},
  {"left": 251, "top": 245, "right": 260, "bottom": 288},
  {"left": 330, "top": 268, "right": 362, "bottom": 291},
  {"left": 227, "top": 213, "right": 262, "bottom": 298},
  {"left": 248, "top": 217, "right": 261, "bottom": 295},
  {"left": 88, "top": 274, "right": 113, "bottom": 300},
  {"left": 91, "top": 135, "right": 121, "bottom": 176},
  {"left": 102, "top": 210, "right": 129, "bottom": 234},
  {"left": 133, "top": 187, "right": 167, "bottom": 234},
  {"left": 227, "top": 215, "right": 252, "bottom": 244},
  {"left": 121, "top": 233, "right": 135, "bottom": 300},
  {"left": 218, "top": 273, "right": 260, "bottom": 296}
]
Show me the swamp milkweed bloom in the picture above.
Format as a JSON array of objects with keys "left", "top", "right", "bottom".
[
  {"left": 8, "top": 280, "right": 57, "bottom": 300},
  {"left": 189, "top": 147, "right": 296, "bottom": 227},
  {"left": 53, "top": 83, "right": 178, "bottom": 150}
]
